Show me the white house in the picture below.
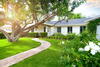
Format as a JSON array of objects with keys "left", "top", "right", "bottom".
[
  {"left": 0, "top": 15, "right": 100, "bottom": 39},
  {"left": 32, "top": 16, "right": 100, "bottom": 40},
  {"left": 44, "top": 18, "right": 90, "bottom": 36}
]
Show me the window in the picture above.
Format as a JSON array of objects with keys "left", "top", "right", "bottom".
[
  {"left": 80, "top": 26, "right": 86, "bottom": 33},
  {"left": 44, "top": 27, "right": 46, "bottom": 32},
  {"left": 68, "top": 27, "right": 72, "bottom": 33},
  {"left": 57, "top": 27, "right": 61, "bottom": 33}
]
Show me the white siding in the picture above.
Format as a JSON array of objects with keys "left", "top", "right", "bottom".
[
  {"left": 96, "top": 25, "right": 100, "bottom": 40},
  {"left": 48, "top": 27, "right": 57, "bottom": 36},
  {"left": 72, "top": 26, "right": 80, "bottom": 34},
  {"left": 61, "top": 27, "right": 68, "bottom": 35},
  {"left": 33, "top": 25, "right": 81, "bottom": 36},
  {"left": 61, "top": 26, "right": 80, "bottom": 35},
  {"left": 45, "top": 26, "right": 48, "bottom": 32}
]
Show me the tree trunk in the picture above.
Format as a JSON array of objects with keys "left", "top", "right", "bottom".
[
  {"left": 0, "top": 29, "right": 20, "bottom": 42},
  {"left": 8, "top": 36, "right": 19, "bottom": 42},
  {"left": 0, "top": 29, "right": 10, "bottom": 40}
]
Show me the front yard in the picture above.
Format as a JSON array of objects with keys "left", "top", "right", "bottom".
[
  {"left": 0, "top": 37, "right": 40, "bottom": 59},
  {"left": 10, "top": 34, "right": 100, "bottom": 67},
  {"left": 10, "top": 39, "right": 64, "bottom": 67},
  {"left": 0, "top": 32, "right": 100, "bottom": 67}
]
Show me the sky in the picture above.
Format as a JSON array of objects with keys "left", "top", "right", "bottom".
[{"left": 74, "top": 0, "right": 100, "bottom": 17}]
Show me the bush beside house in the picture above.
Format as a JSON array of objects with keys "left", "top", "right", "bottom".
[
  {"left": 61, "top": 39, "right": 100, "bottom": 67},
  {"left": 27, "top": 32, "right": 47, "bottom": 38},
  {"left": 60, "top": 30, "right": 100, "bottom": 67},
  {"left": 28, "top": 32, "right": 39, "bottom": 37},
  {"left": 80, "top": 30, "right": 97, "bottom": 43},
  {"left": 87, "top": 18, "right": 100, "bottom": 34},
  {"left": 48, "top": 33, "right": 78, "bottom": 40}
]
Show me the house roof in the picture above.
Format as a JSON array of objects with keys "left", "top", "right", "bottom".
[{"left": 44, "top": 16, "right": 100, "bottom": 26}]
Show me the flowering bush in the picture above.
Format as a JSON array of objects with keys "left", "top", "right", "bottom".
[
  {"left": 61, "top": 39, "right": 100, "bottom": 67},
  {"left": 79, "top": 42, "right": 100, "bottom": 55}
]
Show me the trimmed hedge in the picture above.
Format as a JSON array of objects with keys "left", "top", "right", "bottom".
[
  {"left": 27, "top": 32, "right": 47, "bottom": 37},
  {"left": 48, "top": 33, "right": 79, "bottom": 40},
  {"left": 40, "top": 32, "right": 48, "bottom": 37},
  {"left": 28, "top": 32, "right": 39, "bottom": 37},
  {"left": 48, "top": 33, "right": 65, "bottom": 39}
]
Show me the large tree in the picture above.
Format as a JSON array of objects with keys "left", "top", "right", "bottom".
[{"left": 0, "top": 0, "right": 85, "bottom": 42}]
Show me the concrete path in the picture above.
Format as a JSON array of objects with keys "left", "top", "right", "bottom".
[{"left": 0, "top": 38, "right": 51, "bottom": 67}]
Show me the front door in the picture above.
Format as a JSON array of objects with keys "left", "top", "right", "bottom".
[{"left": 96, "top": 25, "right": 100, "bottom": 40}]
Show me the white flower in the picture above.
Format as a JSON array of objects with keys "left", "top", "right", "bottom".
[
  {"left": 90, "top": 50, "right": 97, "bottom": 55},
  {"left": 89, "top": 42, "right": 95, "bottom": 47},
  {"left": 88, "top": 41, "right": 93, "bottom": 44},
  {"left": 84, "top": 45, "right": 90, "bottom": 51},
  {"left": 78, "top": 48, "right": 84, "bottom": 51},
  {"left": 92, "top": 45, "right": 100, "bottom": 51},
  {"left": 88, "top": 42, "right": 100, "bottom": 52},
  {"left": 72, "top": 65, "right": 76, "bottom": 67},
  {"left": 79, "top": 41, "right": 100, "bottom": 55},
  {"left": 61, "top": 41, "right": 65, "bottom": 44}
]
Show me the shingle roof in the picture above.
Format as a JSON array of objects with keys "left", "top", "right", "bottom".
[{"left": 44, "top": 18, "right": 93, "bottom": 26}]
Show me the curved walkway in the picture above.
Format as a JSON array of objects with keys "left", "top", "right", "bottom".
[{"left": 0, "top": 38, "right": 51, "bottom": 67}]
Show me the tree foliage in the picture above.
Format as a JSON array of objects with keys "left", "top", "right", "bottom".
[
  {"left": 87, "top": 18, "right": 100, "bottom": 34},
  {"left": 0, "top": 0, "right": 85, "bottom": 42},
  {"left": 69, "top": 13, "right": 85, "bottom": 19}
]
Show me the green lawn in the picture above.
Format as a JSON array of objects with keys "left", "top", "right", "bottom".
[
  {"left": 0, "top": 37, "right": 40, "bottom": 59},
  {"left": 11, "top": 39, "right": 64, "bottom": 67}
]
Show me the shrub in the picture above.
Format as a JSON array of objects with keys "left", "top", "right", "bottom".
[
  {"left": 0, "top": 33, "right": 6, "bottom": 39},
  {"left": 27, "top": 32, "right": 47, "bottom": 38},
  {"left": 60, "top": 38, "right": 100, "bottom": 67},
  {"left": 48, "top": 33, "right": 66, "bottom": 39},
  {"left": 66, "top": 33, "right": 79, "bottom": 40},
  {"left": 48, "top": 33, "right": 79, "bottom": 40},
  {"left": 87, "top": 18, "right": 100, "bottom": 34},
  {"left": 40, "top": 32, "right": 47, "bottom": 37},
  {"left": 53, "top": 33, "right": 64, "bottom": 36},
  {"left": 80, "top": 30, "right": 97, "bottom": 43},
  {"left": 28, "top": 32, "right": 39, "bottom": 37}
]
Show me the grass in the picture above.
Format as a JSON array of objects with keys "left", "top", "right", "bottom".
[
  {"left": 11, "top": 38, "right": 65, "bottom": 67},
  {"left": 0, "top": 37, "right": 40, "bottom": 59}
]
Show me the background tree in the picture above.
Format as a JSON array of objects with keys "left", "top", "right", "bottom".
[
  {"left": 69, "top": 13, "right": 85, "bottom": 19},
  {"left": 0, "top": 0, "right": 85, "bottom": 42}
]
